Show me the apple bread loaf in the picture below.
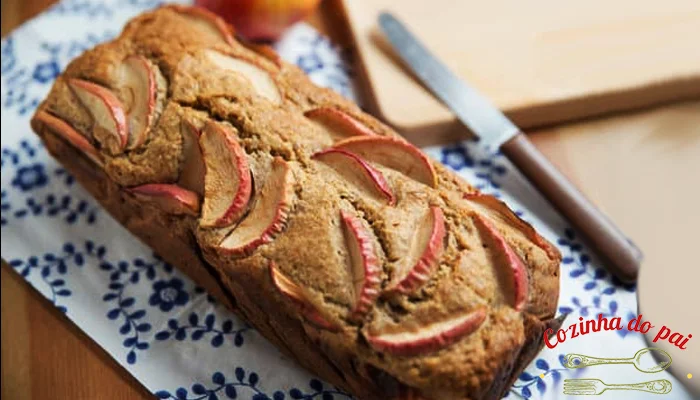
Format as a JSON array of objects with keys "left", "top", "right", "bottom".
[{"left": 30, "top": 5, "right": 562, "bottom": 399}]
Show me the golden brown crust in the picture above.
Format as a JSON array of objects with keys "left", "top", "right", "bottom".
[{"left": 30, "top": 6, "right": 561, "bottom": 400}]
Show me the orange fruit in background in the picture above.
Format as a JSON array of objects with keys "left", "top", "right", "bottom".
[{"left": 195, "top": 0, "right": 322, "bottom": 41}]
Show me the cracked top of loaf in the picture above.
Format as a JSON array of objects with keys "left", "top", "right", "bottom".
[{"left": 30, "top": 5, "right": 561, "bottom": 400}]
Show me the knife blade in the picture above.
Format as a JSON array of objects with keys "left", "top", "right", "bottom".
[
  {"left": 378, "top": 12, "right": 642, "bottom": 283},
  {"left": 378, "top": 12, "right": 518, "bottom": 147}
]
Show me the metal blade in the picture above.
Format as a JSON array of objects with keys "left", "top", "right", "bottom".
[{"left": 378, "top": 12, "right": 519, "bottom": 147}]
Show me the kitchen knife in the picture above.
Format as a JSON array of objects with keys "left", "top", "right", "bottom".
[{"left": 379, "top": 12, "right": 642, "bottom": 283}]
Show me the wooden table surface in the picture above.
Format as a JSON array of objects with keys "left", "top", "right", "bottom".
[{"left": 2, "top": 1, "right": 699, "bottom": 399}]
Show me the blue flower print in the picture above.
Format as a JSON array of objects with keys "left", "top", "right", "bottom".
[
  {"left": 150, "top": 278, "right": 189, "bottom": 312},
  {"left": 438, "top": 143, "right": 507, "bottom": 192},
  {"left": 1, "top": 37, "right": 17, "bottom": 74},
  {"left": 12, "top": 163, "right": 48, "bottom": 191},
  {"left": 32, "top": 61, "right": 60, "bottom": 84},
  {"left": 441, "top": 144, "right": 474, "bottom": 170}
]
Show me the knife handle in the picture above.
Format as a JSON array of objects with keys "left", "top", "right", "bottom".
[{"left": 500, "top": 132, "right": 642, "bottom": 283}]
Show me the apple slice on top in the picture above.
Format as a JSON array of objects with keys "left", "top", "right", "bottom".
[
  {"left": 473, "top": 214, "right": 529, "bottom": 311},
  {"left": 269, "top": 261, "right": 337, "bottom": 330},
  {"left": 340, "top": 211, "right": 382, "bottom": 320},
  {"left": 464, "top": 193, "right": 559, "bottom": 261},
  {"left": 332, "top": 137, "right": 437, "bottom": 188},
  {"left": 168, "top": 4, "right": 235, "bottom": 45},
  {"left": 313, "top": 149, "right": 395, "bottom": 205},
  {"left": 119, "top": 55, "right": 159, "bottom": 149},
  {"left": 126, "top": 184, "right": 200, "bottom": 216},
  {"left": 305, "top": 107, "right": 378, "bottom": 140},
  {"left": 199, "top": 122, "right": 252, "bottom": 227},
  {"left": 365, "top": 307, "right": 487, "bottom": 356},
  {"left": 219, "top": 157, "right": 293, "bottom": 256},
  {"left": 177, "top": 121, "right": 206, "bottom": 196},
  {"left": 385, "top": 206, "right": 445, "bottom": 295},
  {"left": 239, "top": 40, "right": 282, "bottom": 67},
  {"left": 68, "top": 78, "right": 128, "bottom": 154},
  {"left": 204, "top": 50, "right": 281, "bottom": 104},
  {"left": 33, "top": 111, "right": 103, "bottom": 167}
]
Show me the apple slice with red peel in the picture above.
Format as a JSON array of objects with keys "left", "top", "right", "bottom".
[
  {"left": 269, "top": 261, "right": 337, "bottom": 330},
  {"left": 168, "top": 4, "right": 235, "bottom": 45},
  {"left": 366, "top": 307, "right": 487, "bottom": 356},
  {"left": 178, "top": 121, "right": 206, "bottom": 196},
  {"left": 126, "top": 184, "right": 200, "bottom": 216},
  {"left": 386, "top": 206, "right": 445, "bottom": 295},
  {"left": 68, "top": 78, "right": 128, "bottom": 154},
  {"left": 204, "top": 50, "right": 281, "bottom": 104},
  {"left": 33, "top": 111, "right": 103, "bottom": 167},
  {"left": 219, "top": 157, "right": 293, "bottom": 256},
  {"left": 473, "top": 214, "right": 529, "bottom": 311},
  {"left": 332, "top": 137, "right": 437, "bottom": 188},
  {"left": 305, "top": 107, "right": 377, "bottom": 139},
  {"left": 240, "top": 41, "right": 282, "bottom": 67},
  {"left": 340, "top": 211, "right": 382, "bottom": 320},
  {"left": 314, "top": 149, "right": 394, "bottom": 205},
  {"left": 199, "top": 122, "right": 252, "bottom": 228},
  {"left": 119, "top": 55, "right": 158, "bottom": 149},
  {"left": 464, "top": 193, "right": 559, "bottom": 261}
]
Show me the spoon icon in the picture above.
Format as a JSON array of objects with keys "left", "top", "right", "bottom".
[{"left": 564, "top": 348, "right": 672, "bottom": 373}]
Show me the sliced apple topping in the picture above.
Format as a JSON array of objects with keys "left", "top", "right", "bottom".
[
  {"left": 68, "top": 78, "right": 128, "bottom": 154},
  {"left": 118, "top": 55, "right": 159, "bottom": 149},
  {"left": 33, "top": 111, "right": 103, "bottom": 167},
  {"left": 464, "top": 193, "right": 559, "bottom": 261},
  {"left": 340, "top": 211, "right": 382, "bottom": 320},
  {"left": 473, "top": 214, "right": 529, "bottom": 311},
  {"left": 313, "top": 149, "right": 394, "bottom": 205},
  {"left": 199, "top": 122, "right": 252, "bottom": 227},
  {"left": 126, "top": 184, "right": 200, "bottom": 216},
  {"left": 177, "top": 121, "right": 206, "bottom": 196},
  {"left": 219, "top": 157, "right": 293, "bottom": 256},
  {"left": 269, "top": 261, "right": 337, "bottom": 330},
  {"left": 240, "top": 41, "right": 282, "bottom": 67},
  {"left": 169, "top": 4, "right": 235, "bottom": 45},
  {"left": 305, "top": 107, "right": 377, "bottom": 140},
  {"left": 204, "top": 50, "right": 281, "bottom": 104},
  {"left": 333, "top": 137, "right": 437, "bottom": 188},
  {"left": 366, "top": 308, "right": 487, "bottom": 356},
  {"left": 385, "top": 206, "right": 445, "bottom": 295}
]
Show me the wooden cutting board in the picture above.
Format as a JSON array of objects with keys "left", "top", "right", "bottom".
[{"left": 342, "top": 0, "right": 700, "bottom": 146}]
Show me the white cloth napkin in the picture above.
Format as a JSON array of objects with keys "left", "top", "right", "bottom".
[{"left": 0, "top": 1, "right": 692, "bottom": 399}]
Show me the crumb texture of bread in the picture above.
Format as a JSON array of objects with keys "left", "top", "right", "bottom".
[{"left": 30, "top": 6, "right": 561, "bottom": 400}]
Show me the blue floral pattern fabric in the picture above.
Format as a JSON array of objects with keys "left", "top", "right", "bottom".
[
  {"left": 0, "top": 1, "right": 692, "bottom": 399},
  {"left": 149, "top": 278, "right": 190, "bottom": 312}
]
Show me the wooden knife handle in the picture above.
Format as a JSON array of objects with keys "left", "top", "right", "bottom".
[{"left": 500, "top": 132, "right": 642, "bottom": 283}]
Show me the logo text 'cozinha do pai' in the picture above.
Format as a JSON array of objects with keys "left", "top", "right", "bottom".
[{"left": 544, "top": 314, "right": 693, "bottom": 350}]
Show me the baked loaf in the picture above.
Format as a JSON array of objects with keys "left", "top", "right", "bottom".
[{"left": 30, "top": 5, "right": 562, "bottom": 399}]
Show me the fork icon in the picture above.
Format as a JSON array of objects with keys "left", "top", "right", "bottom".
[{"left": 563, "top": 378, "right": 672, "bottom": 395}]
